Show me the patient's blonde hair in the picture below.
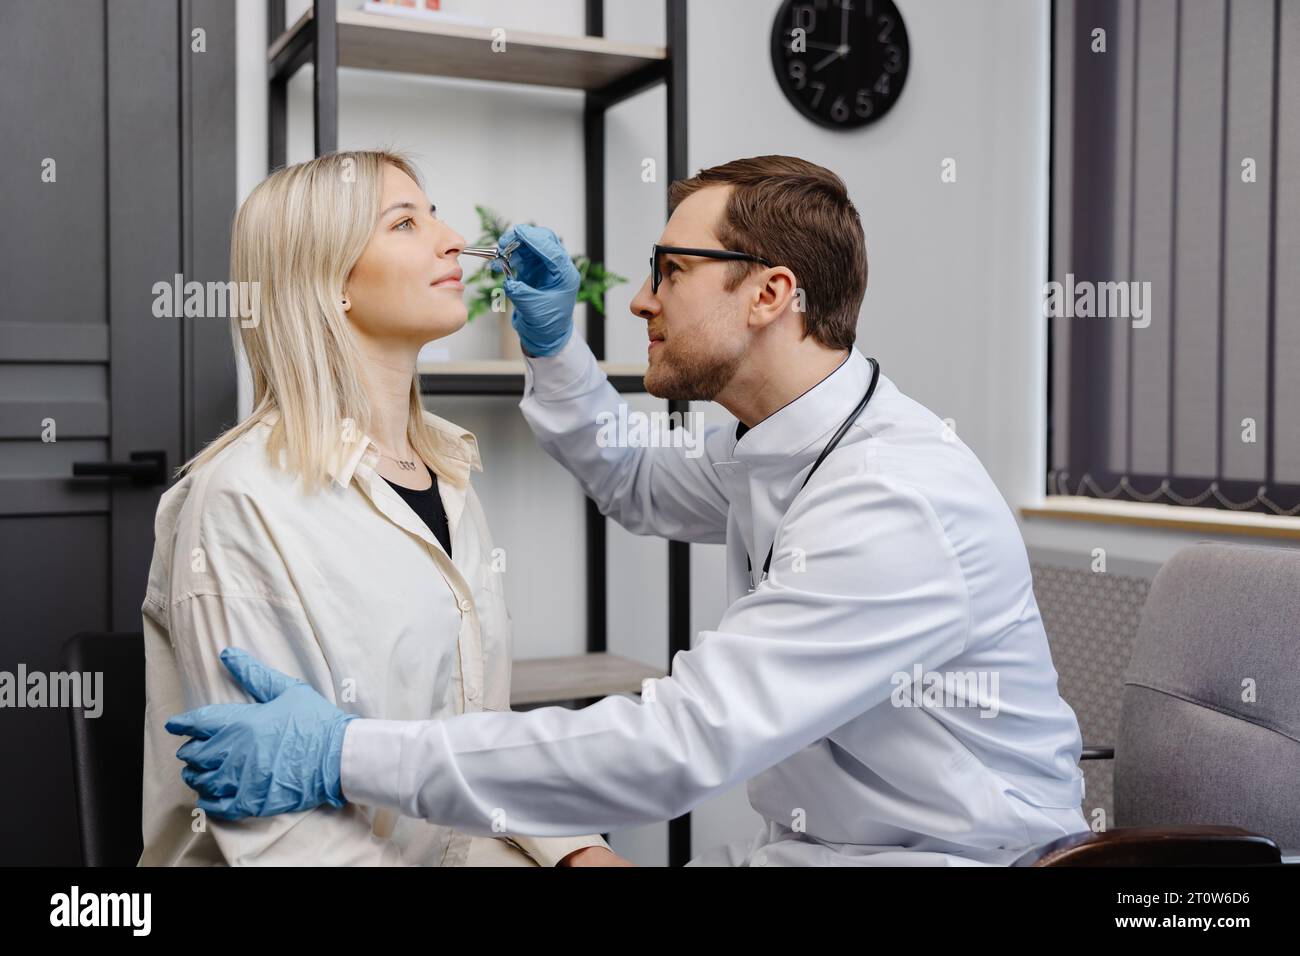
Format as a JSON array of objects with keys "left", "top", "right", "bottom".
[{"left": 182, "top": 149, "right": 459, "bottom": 493}]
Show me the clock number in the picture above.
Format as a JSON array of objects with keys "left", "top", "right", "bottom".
[
  {"left": 873, "top": 73, "right": 890, "bottom": 95},
  {"left": 831, "top": 96, "right": 850, "bottom": 122},
  {"left": 809, "top": 80, "right": 826, "bottom": 108},
  {"left": 793, "top": 4, "right": 816, "bottom": 32},
  {"left": 856, "top": 89, "right": 874, "bottom": 118},
  {"left": 877, "top": 14, "right": 894, "bottom": 42},
  {"left": 882, "top": 44, "right": 902, "bottom": 73},
  {"left": 788, "top": 60, "right": 807, "bottom": 90}
]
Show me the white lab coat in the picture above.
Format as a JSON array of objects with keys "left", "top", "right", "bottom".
[{"left": 341, "top": 333, "right": 1091, "bottom": 865}]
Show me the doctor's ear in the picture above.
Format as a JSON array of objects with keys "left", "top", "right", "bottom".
[{"left": 750, "top": 266, "right": 801, "bottom": 327}]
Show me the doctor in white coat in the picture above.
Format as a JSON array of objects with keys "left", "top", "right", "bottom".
[{"left": 168, "top": 155, "right": 1091, "bottom": 866}]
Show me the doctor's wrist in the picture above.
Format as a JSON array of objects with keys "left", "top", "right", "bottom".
[{"left": 325, "top": 713, "right": 361, "bottom": 807}]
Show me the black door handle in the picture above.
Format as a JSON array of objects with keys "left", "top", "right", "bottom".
[{"left": 72, "top": 450, "right": 168, "bottom": 486}]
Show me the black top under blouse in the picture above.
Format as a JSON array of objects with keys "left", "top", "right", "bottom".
[{"left": 382, "top": 473, "right": 452, "bottom": 558}]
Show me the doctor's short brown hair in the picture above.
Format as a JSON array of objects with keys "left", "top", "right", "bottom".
[{"left": 667, "top": 155, "right": 867, "bottom": 351}]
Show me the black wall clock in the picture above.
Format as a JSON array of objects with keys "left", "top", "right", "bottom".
[{"left": 770, "top": 0, "right": 910, "bottom": 130}]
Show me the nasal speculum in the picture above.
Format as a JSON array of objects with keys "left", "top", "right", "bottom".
[{"left": 462, "top": 239, "right": 522, "bottom": 279}]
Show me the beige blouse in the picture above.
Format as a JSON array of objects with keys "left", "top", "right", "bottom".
[{"left": 138, "top": 407, "right": 607, "bottom": 866}]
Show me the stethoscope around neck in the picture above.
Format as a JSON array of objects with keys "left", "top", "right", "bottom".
[{"left": 747, "top": 357, "right": 881, "bottom": 593}]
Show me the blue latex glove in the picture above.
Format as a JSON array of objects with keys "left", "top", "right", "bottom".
[
  {"left": 494, "top": 223, "right": 579, "bottom": 357},
  {"left": 165, "top": 647, "right": 359, "bottom": 820}
]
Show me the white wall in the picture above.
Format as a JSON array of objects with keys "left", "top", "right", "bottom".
[{"left": 235, "top": 0, "right": 1060, "bottom": 864}]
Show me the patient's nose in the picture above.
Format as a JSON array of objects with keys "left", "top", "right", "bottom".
[{"left": 439, "top": 222, "right": 466, "bottom": 258}]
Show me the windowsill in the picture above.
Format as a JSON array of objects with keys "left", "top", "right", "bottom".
[{"left": 1021, "top": 496, "right": 1300, "bottom": 540}]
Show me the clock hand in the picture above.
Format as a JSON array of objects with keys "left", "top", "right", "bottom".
[{"left": 812, "top": 48, "right": 844, "bottom": 72}]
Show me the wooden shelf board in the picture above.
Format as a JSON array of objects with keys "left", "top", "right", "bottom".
[{"left": 271, "top": 8, "right": 666, "bottom": 91}]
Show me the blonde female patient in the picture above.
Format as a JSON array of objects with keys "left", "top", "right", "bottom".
[{"left": 138, "top": 149, "right": 628, "bottom": 866}]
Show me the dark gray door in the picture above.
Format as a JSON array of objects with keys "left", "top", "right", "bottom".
[{"left": 0, "top": 0, "right": 236, "bottom": 865}]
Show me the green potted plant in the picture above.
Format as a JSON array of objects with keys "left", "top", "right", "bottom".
[{"left": 464, "top": 205, "right": 627, "bottom": 359}]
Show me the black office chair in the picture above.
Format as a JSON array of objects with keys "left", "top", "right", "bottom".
[{"left": 62, "top": 631, "right": 146, "bottom": 867}]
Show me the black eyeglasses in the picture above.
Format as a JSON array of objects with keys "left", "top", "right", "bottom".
[{"left": 650, "top": 244, "right": 773, "bottom": 295}]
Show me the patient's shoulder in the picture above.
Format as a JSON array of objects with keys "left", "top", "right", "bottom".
[
  {"left": 151, "top": 422, "right": 307, "bottom": 602},
  {"left": 187, "top": 420, "right": 306, "bottom": 516},
  {"left": 150, "top": 424, "right": 265, "bottom": 545}
]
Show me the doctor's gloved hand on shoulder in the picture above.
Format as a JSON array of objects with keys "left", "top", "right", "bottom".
[{"left": 167, "top": 648, "right": 634, "bottom": 866}]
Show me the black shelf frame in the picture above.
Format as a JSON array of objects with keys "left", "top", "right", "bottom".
[{"left": 267, "top": 0, "right": 692, "bottom": 867}]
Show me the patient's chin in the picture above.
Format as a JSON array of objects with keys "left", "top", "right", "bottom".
[{"left": 423, "top": 306, "right": 468, "bottom": 340}]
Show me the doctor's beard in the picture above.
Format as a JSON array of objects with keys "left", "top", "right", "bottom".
[{"left": 644, "top": 305, "right": 745, "bottom": 401}]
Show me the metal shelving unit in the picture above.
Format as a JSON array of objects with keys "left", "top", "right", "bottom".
[{"left": 267, "top": 0, "right": 692, "bottom": 866}]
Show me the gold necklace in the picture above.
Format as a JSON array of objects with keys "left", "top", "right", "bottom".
[{"left": 375, "top": 444, "right": 420, "bottom": 472}]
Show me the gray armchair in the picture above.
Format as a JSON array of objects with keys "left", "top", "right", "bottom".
[{"left": 1017, "top": 542, "right": 1299, "bottom": 866}]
